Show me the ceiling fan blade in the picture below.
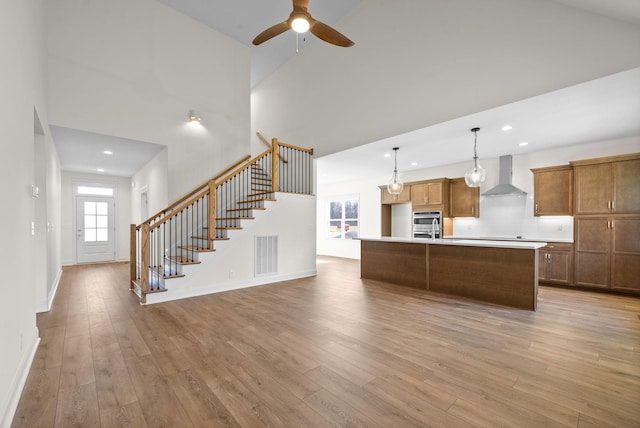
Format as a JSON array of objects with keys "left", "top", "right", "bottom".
[
  {"left": 252, "top": 21, "right": 290, "bottom": 45},
  {"left": 309, "top": 19, "right": 354, "bottom": 47},
  {"left": 293, "top": 0, "right": 309, "bottom": 11}
]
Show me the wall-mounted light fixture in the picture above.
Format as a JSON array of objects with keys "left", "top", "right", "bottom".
[{"left": 188, "top": 109, "right": 201, "bottom": 123}]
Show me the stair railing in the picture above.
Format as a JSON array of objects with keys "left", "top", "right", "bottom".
[{"left": 130, "top": 139, "right": 313, "bottom": 303}]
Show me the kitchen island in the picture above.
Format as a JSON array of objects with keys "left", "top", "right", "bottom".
[{"left": 359, "top": 237, "right": 547, "bottom": 310}]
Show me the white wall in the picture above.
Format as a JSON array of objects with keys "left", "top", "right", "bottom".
[
  {"left": 251, "top": 0, "right": 640, "bottom": 158},
  {"left": 131, "top": 148, "right": 170, "bottom": 224},
  {"left": 0, "top": 1, "right": 62, "bottom": 426},
  {"left": 317, "top": 136, "right": 640, "bottom": 259},
  {"left": 146, "top": 193, "right": 317, "bottom": 304},
  {"left": 60, "top": 172, "right": 132, "bottom": 265},
  {"left": 47, "top": 0, "right": 251, "bottom": 200}
]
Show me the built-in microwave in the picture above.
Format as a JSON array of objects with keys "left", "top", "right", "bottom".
[{"left": 413, "top": 211, "right": 442, "bottom": 239}]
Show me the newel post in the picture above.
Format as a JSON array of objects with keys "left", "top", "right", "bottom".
[
  {"left": 271, "top": 138, "right": 279, "bottom": 193},
  {"left": 208, "top": 179, "right": 217, "bottom": 243},
  {"left": 140, "top": 222, "right": 150, "bottom": 296},
  {"left": 129, "top": 224, "right": 136, "bottom": 290}
]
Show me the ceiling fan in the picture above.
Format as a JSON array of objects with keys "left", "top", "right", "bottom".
[{"left": 252, "top": 0, "right": 355, "bottom": 48}]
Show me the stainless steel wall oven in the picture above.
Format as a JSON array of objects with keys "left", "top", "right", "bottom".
[{"left": 413, "top": 211, "right": 442, "bottom": 239}]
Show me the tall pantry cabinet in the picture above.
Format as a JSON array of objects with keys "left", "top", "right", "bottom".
[{"left": 571, "top": 154, "right": 640, "bottom": 292}]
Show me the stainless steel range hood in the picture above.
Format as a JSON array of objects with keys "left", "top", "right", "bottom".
[{"left": 482, "top": 155, "right": 527, "bottom": 197}]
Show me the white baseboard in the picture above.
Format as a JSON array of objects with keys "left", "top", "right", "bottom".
[
  {"left": 36, "top": 267, "right": 62, "bottom": 313},
  {"left": 145, "top": 269, "right": 318, "bottom": 305},
  {"left": 0, "top": 330, "right": 40, "bottom": 428}
]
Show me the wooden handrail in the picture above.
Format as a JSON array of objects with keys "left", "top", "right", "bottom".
[
  {"left": 149, "top": 188, "right": 209, "bottom": 231},
  {"left": 139, "top": 154, "right": 251, "bottom": 226},
  {"left": 256, "top": 132, "right": 288, "bottom": 163},
  {"left": 277, "top": 141, "right": 314, "bottom": 155},
  {"left": 215, "top": 147, "right": 272, "bottom": 186}
]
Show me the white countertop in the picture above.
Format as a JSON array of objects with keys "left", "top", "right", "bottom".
[
  {"left": 358, "top": 237, "right": 548, "bottom": 250},
  {"left": 445, "top": 236, "right": 573, "bottom": 244}
]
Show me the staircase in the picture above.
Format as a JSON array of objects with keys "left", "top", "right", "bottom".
[{"left": 130, "top": 139, "right": 314, "bottom": 303}]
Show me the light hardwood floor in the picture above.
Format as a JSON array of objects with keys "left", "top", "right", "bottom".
[{"left": 11, "top": 257, "right": 640, "bottom": 427}]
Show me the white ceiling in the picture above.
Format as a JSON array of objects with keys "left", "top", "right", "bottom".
[
  {"left": 316, "top": 67, "right": 640, "bottom": 184},
  {"left": 157, "top": 0, "right": 362, "bottom": 88},
  {"left": 51, "top": 126, "right": 165, "bottom": 177},
  {"left": 51, "top": 0, "right": 640, "bottom": 179}
]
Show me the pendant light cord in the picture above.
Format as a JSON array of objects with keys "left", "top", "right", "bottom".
[{"left": 473, "top": 129, "right": 478, "bottom": 160}]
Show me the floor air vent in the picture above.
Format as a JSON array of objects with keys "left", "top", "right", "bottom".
[{"left": 255, "top": 235, "right": 278, "bottom": 276}]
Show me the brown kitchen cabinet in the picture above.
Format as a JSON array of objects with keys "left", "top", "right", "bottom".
[
  {"left": 380, "top": 185, "right": 411, "bottom": 204},
  {"left": 411, "top": 179, "right": 450, "bottom": 215},
  {"left": 531, "top": 165, "right": 573, "bottom": 216},
  {"left": 538, "top": 242, "right": 573, "bottom": 285},
  {"left": 574, "top": 215, "right": 640, "bottom": 292},
  {"left": 449, "top": 177, "right": 479, "bottom": 218},
  {"left": 572, "top": 154, "right": 640, "bottom": 215}
]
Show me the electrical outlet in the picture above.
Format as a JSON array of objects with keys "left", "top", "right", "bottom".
[
  {"left": 556, "top": 224, "right": 563, "bottom": 231},
  {"left": 229, "top": 270, "right": 235, "bottom": 279}
]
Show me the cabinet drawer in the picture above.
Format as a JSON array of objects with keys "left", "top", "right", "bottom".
[{"left": 542, "top": 242, "right": 572, "bottom": 252}]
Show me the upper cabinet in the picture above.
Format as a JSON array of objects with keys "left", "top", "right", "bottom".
[
  {"left": 449, "top": 177, "right": 479, "bottom": 218},
  {"left": 411, "top": 179, "right": 450, "bottom": 215},
  {"left": 571, "top": 154, "right": 640, "bottom": 215},
  {"left": 531, "top": 165, "right": 573, "bottom": 216},
  {"left": 380, "top": 185, "right": 411, "bottom": 204}
]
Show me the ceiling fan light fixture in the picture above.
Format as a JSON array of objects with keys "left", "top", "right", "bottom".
[{"left": 291, "top": 16, "right": 310, "bottom": 33}]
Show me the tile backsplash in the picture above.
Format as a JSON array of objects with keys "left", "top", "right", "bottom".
[{"left": 452, "top": 194, "right": 574, "bottom": 241}]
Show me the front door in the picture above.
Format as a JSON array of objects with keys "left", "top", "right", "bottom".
[{"left": 76, "top": 196, "right": 116, "bottom": 263}]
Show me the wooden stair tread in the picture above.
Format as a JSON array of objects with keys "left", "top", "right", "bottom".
[
  {"left": 247, "top": 192, "right": 273, "bottom": 197},
  {"left": 152, "top": 266, "right": 186, "bottom": 278},
  {"left": 217, "top": 217, "right": 255, "bottom": 220},
  {"left": 226, "top": 207, "right": 266, "bottom": 212},
  {"left": 166, "top": 255, "right": 201, "bottom": 265},
  {"left": 191, "top": 235, "right": 230, "bottom": 241},
  {"left": 236, "top": 198, "right": 276, "bottom": 204},
  {"left": 132, "top": 280, "right": 168, "bottom": 294},
  {"left": 178, "top": 245, "right": 215, "bottom": 252}
]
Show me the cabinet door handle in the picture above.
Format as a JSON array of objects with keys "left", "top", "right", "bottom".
[
  {"left": 611, "top": 220, "right": 614, "bottom": 229},
  {"left": 535, "top": 204, "right": 538, "bottom": 214},
  {"left": 612, "top": 200, "right": 615, "bottom": 212},
  {"left": 471, "top": 206, "right": 474, "bottom": 215}
]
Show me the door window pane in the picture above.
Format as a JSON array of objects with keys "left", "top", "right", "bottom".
[
  {"left": 96, "top": 229, "right": 109, "bottom": 241},
  {"left": 96, "top": 202, "right": 108, "bottom": 215},
  {"left": 84, "top": 201, "right": 96, "bottom": 215},
  {"left": 85, "top": 229, "right": 96, "bottom": 242}
]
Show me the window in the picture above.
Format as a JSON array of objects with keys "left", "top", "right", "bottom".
[
  {"left": 77, "top": 186, "right": 113, "bottom": 196},
  {"left": 84, "top": 201, "right": 109, "bottom": 242},
  {"left": 328, "top": 196, "right": 359, "bottom": 239}
]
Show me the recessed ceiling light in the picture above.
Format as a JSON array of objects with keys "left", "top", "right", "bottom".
[
  {"left": 519, "top": 141, "right": 529, "bottom": 147},
  {"left": 411, "top": 162, "right": 418, "bottom": 166},
  {"left": 384, "top": 153, "right": 391, "bottom": 158},
  {"left": 97, "top": 168, "right": 105, "bottom": 172},
  {"left": 502, "top": 125, "right": 513, "bottom": 131},
  {"left": 103, "top": 150, "right": 113, "bottom": 155}
]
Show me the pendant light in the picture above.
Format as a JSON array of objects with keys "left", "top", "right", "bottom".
[
  {"left": 464, "top": 127, "right": 487, "bottom": 187},
  {"left": 387, "top": 147, "right": 404, "bottom": 195}
]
